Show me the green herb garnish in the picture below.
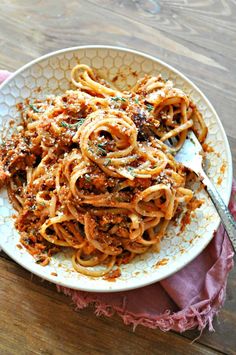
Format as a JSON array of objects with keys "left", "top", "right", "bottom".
[
  {"left": 60, "top": 118, "right": 85, "bottom": 129},
  {"left": 111, "top": 97, "right": 126, "bottom": 102},
  {"left": 146, "top": 104, "right": 154, "bottom": 112},
  {"left": 134, "top": 98, "right": 139, "bottom": 104},
  {"left": 104, "top": 159, "right": 111, "bottom": 166},
  {"left": 127, "top": 166, "right": 136, "bottom": 176},
  {"left": 98, "top": 142, "right": 107, "bottom": 148},
  {"left": 77, "top": 118, "right": 85, "bottom": 126},
  {"left": 84, "top": 174, "right": 91, "bottom": 182},
  {"left": 60, "top": 121, "right": 70, "bottom": 128},
  {"left": 98, "top": 146, "right": 107, "bottom": 156},
  {"left": 29, "top": 104, "right": 40, "bottom": 113}
]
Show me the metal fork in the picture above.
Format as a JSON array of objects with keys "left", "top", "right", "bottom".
[{"left": 174, "top": 131, "right": 236, "bottom": 251}]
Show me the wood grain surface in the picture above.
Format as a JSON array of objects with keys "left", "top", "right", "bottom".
[{"left": 0, "top": 0, "right": 236, "bottom": 354}]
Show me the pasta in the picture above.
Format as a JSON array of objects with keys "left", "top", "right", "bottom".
[{"left": 0, "top": 64, "right": 207, "bottom": 277}]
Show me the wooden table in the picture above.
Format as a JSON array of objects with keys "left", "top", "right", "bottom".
[{"left": 0, "top": 1, "right": 235, "bottom": 354}]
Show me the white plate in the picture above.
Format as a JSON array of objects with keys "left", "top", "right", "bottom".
[{"left": 0, "top": 46, "right": 232, "bottom": 292}]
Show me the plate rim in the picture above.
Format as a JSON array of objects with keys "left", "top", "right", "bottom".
[{"left": 0, "top": 45, "right": 233, "bottom": 292}]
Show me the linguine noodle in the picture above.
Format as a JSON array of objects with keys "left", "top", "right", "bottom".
[{"left": 0, "top": 64, "right": 207, "bottom": 277}]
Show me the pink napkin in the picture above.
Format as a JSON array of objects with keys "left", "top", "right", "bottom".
[
  {"left": 0, "top": 71, "right": 234, "bottom": 333},
  {"left": 58, "top": 184, "right": 235, "bottom": 332}
]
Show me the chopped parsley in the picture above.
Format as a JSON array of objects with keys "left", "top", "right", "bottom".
[
  {"left": 134, "top": 97, "right": 139, "bottom": 104},
  {"left": 84, "top": 174, "right": 91, "bottom": 182},
  {"left": 98, "top": 145, "right": 107, "bottom": 156},
  {"left": 60, "top": 121, "right": 71, "bottom": 128},
  {"left": 97, "top": 142, "right": 107, "bottom": 148},
  {"left": 127, "top": 166, "right": 136, "bottom": 176},
  {"left": 104, "top": 159, "right": 111, "bottom": 166},
  {"left": 77, "top": 118, "right": 86, "bottom": 126},
  {"left": 146, "top": 103, "right": 154, "bottom": 112},
  {"left": 111, "top": 96, "right": 126, "bottom": 102},
  {"left": 60, "top": 118, "right": 85, "bottom": 129},
  {"left": 29, "top": 104, "right": 40, "bottom": 113}
]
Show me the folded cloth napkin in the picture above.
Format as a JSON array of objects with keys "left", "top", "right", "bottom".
[{"left": 0, "top": 71, "right": 234, "bottom": 333}]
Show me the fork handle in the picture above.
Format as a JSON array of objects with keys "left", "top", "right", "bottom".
[{"left": 201, "top": 172, "right": 236, "bottom": 251}]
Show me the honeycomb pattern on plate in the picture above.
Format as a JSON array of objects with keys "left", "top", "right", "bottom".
[{"left": 0, "top": 47, "right": 231, "bottom": 291}]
